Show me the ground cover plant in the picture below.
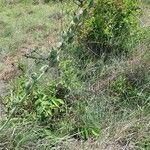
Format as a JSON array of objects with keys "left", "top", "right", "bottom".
[{"left": 0, "top": 0, "right": 150, "bottom": 149}]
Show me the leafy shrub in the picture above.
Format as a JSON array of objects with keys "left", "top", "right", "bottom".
[
  {"left": 6, "top": 75, "right": 100, "bottom": 140},
  {"left": 7, "top": 79, "right": 67, "bottom": 122},
  {"left": 78, "top": 0, "right": 141, "bottom": 58}
]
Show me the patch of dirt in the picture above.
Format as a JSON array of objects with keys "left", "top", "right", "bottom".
[
  {"left": 0, "top": 46, "right": 32, "bottom": 82},
  {"left": 0, "top": 43, "right": 36, "bottom": 118},
  {"left": 0, "top": 27, "right": 60, "bottom": 118},
  {"left": 26, "top": 25, "right": 48, "bottom": 33},
  {"left": 55, "top": 138, "right": 135, "bottom": 150},
  {"left": 48, "top": 12, "right": 62, "bottom": 20},
  {"left": 48, "top": 30, "right": 59, "bottom": 48},
  {"left": 141, "top": 4, "right": 150, "bottom": 27}
]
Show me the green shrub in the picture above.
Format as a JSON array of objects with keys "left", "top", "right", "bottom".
[
  {"left": 137, "top": 137, "right": 150, "bottom": 150},
  {"left": 6, "top": 75, "right": 100, "bottom": 140},
  {"left": 7, "top": 78, "right": 67, "bottom": 122},
  {"left": 78, "top": 0, "right": 141, "bottom": 58}
]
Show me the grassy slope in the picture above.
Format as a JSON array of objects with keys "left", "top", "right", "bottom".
[
  {"left": 0, "top": 1, "right": 62, "bottom": 67},
  {"left": 0, "top": 0, "right": 63, "bottom": 123},
  {"left": 0, "top": 0, "right": 74, "bottom": 96},
  {"left": 0, "top": 1, "right": 72, "bottom": 149},
  {"left": 0, "top": 1, "right": 150, "bottom": 150}
]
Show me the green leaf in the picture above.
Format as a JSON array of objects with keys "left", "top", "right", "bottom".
[
  {"left": 42, "top": 95, "right": 47, "bottom": 100},
  {"left": 47, "top": 110, "right": 52, "bottom": 116},
  {"left": 51, "top": 99, "right": 60, "bottom": 107},
  {"left": 91, "top": 129, "right": 99, "bottom": 137},
  {"left": 84, "top": 128, "right": 89, "bottom": 140},
  {"left": 56, "top": 99, "right": 65, "bottom": 105}
]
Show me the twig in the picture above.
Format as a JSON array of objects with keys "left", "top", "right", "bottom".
[{"left": 24, "top": 53, "right": 48, "bottom": 61}]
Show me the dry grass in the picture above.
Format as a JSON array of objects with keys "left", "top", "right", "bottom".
[{"left": 0, "top": 1, "right": 150, "bottom": 150}]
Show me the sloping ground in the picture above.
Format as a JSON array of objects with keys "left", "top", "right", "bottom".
[
  {"left": 0, "top": 1, "right": 64, "bottom": 119},
  {"left": 53, "top": 3, "right": 150, "bottom": 150},
  {"left": 0, "top": 1, "right": 150, "bottom": 150}
]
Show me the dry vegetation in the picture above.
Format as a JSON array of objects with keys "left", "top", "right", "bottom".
[{"left": 0, "top": 0, "right": 150, "bottom": 150}]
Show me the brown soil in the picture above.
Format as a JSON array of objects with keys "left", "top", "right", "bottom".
[{"left": 0, "top": 46, "right": 33, "bottom": 82}]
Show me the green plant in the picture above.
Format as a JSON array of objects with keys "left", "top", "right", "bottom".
[
  {"left": 6, "top": 79, "right": 67, "bottom": 122},
  {"left": 136, "top": 137, "right": 150, "bottom": 150},
  {"left": 32, "top": 84, "right": 65, "bottom": 122},
  {"left": 109, "top": 73, "right": 150, "bottom": 109},
  {"left": 78, "top": 0, "right": 142, "bottom": 58},
  {"left": 76, "top": 126, "right": 99, "bottom": 140}
]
